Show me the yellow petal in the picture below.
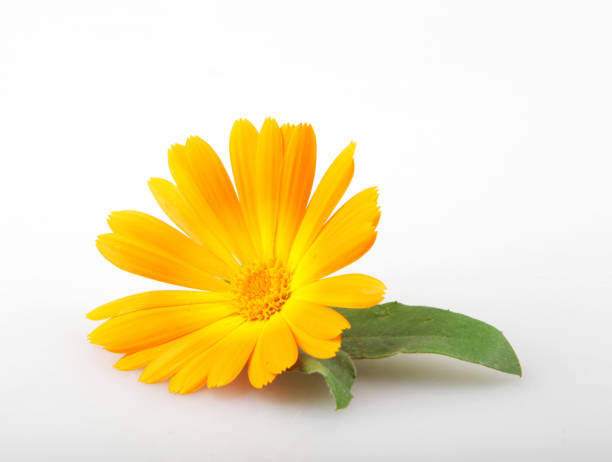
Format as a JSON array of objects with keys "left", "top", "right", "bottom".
[
  {"left": 184, "top": 136, "right": 256, "bottom": 262},
  {"left": 148, "top": 178, "right": 230, "bottom": 257},
  {"left": 114, "top": 338, "right": 181, "bottom": 371},
  {"left": 147, "top": 177, "right": 201, "bottom": 243},
  {"left": 97, "top": 233, "right": 229, "bottom": 291},
  {"left": 88, "top": 302, "right": 237, "bottom": 353},
  {"left": 247, "top": 335, "right": 277, "bottom": 389},
  {"left": 292, "top": 274, "right": 386, "bottom": 309},
  {"left": 140, "top": 315, "right": 244, "bottom": 383},
  {"left": 258, "top": 312, "right": 298, "bottom": 374},
  {"left": 168, "top": 143, "right": 240, "bottom": 265},
  {"left": 105, "top": 210, "right": 233, "bottom": 280},
  {"left": 282, "top": 299, "right": 350, "bottom": 339},
  {"left": 168, "top": 320, "right": 263, "bottom": 393},
  {"left": 275, "top": 124, "right": 316, "bottom": 263},
  {"left": 292, "top": 187, "right": 380, "bottom": 286},
  {"left": 288, "top": 142, "right": 355, "bottom": 269},
  {"left": 205, "top": 321, "right": 263, "bottom": 388},
  {"left": 88, "top": 290, "right": 233, "bottom": 320},
  {"left": 229, "top": 119, "right": 262, "bottom": 256},
  {"left": 280, "top": 123, "right": 296, "bottom": 150},
  {"left": 255, "top": 118, "right": 284, "bottom": 260},
  {"left": 285, "top": 318, "right": 341, "bottom": 359}
]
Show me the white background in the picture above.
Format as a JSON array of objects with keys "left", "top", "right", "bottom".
[{"left": 1, "top": 1, "right": 611, "bottom": 460}]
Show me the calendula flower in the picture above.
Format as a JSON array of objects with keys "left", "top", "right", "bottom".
[{"left": 88, "top": 118, "right": 384, "bottom": 392}]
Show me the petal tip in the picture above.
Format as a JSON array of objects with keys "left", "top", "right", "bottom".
[{"left": 86, "top": 310, "right": 101, "bottom": 320}]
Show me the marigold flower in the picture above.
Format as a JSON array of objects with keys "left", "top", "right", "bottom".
[{"left": 88, "top": 118, "right": 385, "bottom": 392}]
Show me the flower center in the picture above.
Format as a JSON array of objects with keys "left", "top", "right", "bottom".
[{"left": 232, "top": 261, "right": 292, "bottom": 321}]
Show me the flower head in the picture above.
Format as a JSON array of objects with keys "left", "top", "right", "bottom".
[{"left": 88, "top": 118, "right": 385, "bottom": 392}]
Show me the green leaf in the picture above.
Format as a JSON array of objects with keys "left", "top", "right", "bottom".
[
  {"left": 336, "top": 302, "right": 522, "bottom": 376},
  {"left": 296, "top": 350, "right": 356, "bottom": 410}
]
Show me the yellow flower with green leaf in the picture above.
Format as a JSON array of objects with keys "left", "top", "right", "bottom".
[{"left": 88, "top": 118, "right": 385, "bottom": 393}]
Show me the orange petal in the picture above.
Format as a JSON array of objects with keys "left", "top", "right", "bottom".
[
  {"left": 148, "top": 178, "right": 231, "bottom": 257},
  {"left": 168, "top": 143, "right": 240, "bottom": 265},
  {"left": 140, "top": 315, "right": 245, "bottom": 383},
  {"left": 103, "top": 209, "right": 232, "bottom": 282},
  {"left": 258, "top": 312, "right": 298, "bottom": 374},
  {"left": 285, "top": 318, "right": 341, "bottom": 359},
  {"left": 292, "top": 187, "right": 380, "bottom": 286},
  {"left": 97, "top": 233, "right": 229, "bottom": 291},
  {"left": 292, "top": 274, "right": 386, "bottom": 309},
  {"left": 254, "top": 118, "right": 284, "bottom": 260},
  {"left": 114, "top": 337, "right": 183, "bottom": 371},
  {"left": 88, "top": 290, "right": 233, "bottom": 320},
  {"left": 168, "top": 320, "right": 263, "bottom": 393},
  {"left": 247, "top": 334, "right": 277, "bottom": 388},
  {"left": 147, "top": 178, "right": 201, "bottom": 242},
  {"left": 229, "top": 119, "right": 262, "bottom": 256},
  {"left": 288, "top": 142, "right": 355, "bottom": 269},
  {"left": 88, "top": 302, "right": 237, "bottom": 353},
  {"left": 184, "top": 136, "right": 256, "bottom": 262},
  {"left": 275, "top": 124, "right": 316, "bottom": 263},
  {"left": 282, "top": 299, "right": 350, "bottom": 339}
]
